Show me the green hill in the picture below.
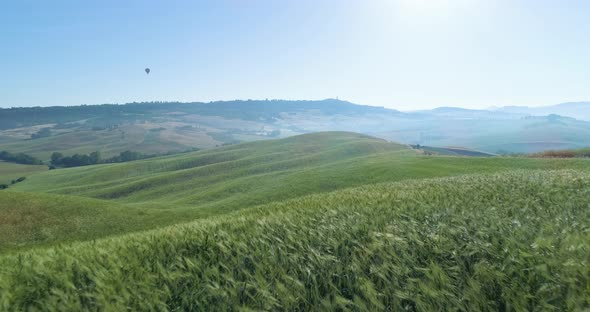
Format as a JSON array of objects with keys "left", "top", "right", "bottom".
[
  {"left": 1, "top": 170, "right": 588, "bottom": 310},
  {"left": 0, "top": 161, "right": 47, "bottom": 185},
  {"left": 0, "top": 192, "right": 175, "bottom": 251},
  {"left": 4, "top": 132, "right": 590, "bottom": 252}
]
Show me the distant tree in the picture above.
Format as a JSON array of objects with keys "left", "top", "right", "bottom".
[
  {"left": 0, "top": 150, "right": 43, "bottom": 165},
  {"left": 64, "top": 154, "right": 92, "bottom": 167},
  {"left": 49, "top": 149, "right": 159, "bottom": 169},
  {"left": 119, "top": 151, "right": 142, "bottom": 162},
  {"left": 51, "top": 152, "right": 64, "bottom": 167},
  {"left": 11, "top": 177, "right": 26, "bottom": 184},
  {"left": 89, "top": 151, "right": 101, "bottom": 164}
]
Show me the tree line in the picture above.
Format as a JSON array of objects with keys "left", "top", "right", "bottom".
[
  {"left": 50, "top": 150, "right": 157, "bottom": 168},
  {"left": 0, "top": 149, "right": 156, "bottom": 168},
  {"left": 0, "top": 177, "right": 26, "bottom": 190},
  {"left": 1, "top": 147, "right": 199, "bottom": 170},
  {"left": 0, "top": 151, "right": 44, "bottom": 165}
]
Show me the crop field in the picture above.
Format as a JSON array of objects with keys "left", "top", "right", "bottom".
[
  {"left": 1, "top": 170, "right": 588, "bottom": 310},
  {"left": 0, "top": 132, "right": 589, "bottom": 310}
]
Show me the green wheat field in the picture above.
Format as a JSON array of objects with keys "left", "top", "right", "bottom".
[{"left": 1, "top": 132, "right": 589, "bottom": 310}]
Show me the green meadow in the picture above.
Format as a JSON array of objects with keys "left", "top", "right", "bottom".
[
  {"left": 1, "top": 132, "right": 589, "bottom": 310},
  {"left": 0, "top": 161, "right": 47, "bottom": 185}
]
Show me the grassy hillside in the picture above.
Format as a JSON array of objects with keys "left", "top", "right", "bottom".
[
  {"left": 14, "top": 132, "right": 590, "bottom": 210},
  {"left": 1, "top": 170, "right": 588, "bottom": 310},
  {"left": 0, "top": 192, "right": 184, "bottom": 251},
  {"left": 0, "top": 161, "right": 47, "bottom": 185},
  {"left": 5, "top": 132, "right": 590, "bottom": 252},
  {"left": 0, "top": 124, "right": 215, "bottom": 160}
]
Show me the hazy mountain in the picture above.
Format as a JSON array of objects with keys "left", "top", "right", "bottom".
[
  {"left": 494, "top": 102, "right": 590, "bottom": 121},
  {"left": 1, "top": 99, "right": 590, "bottom": 157},
  {"left": 411, "top": 107, "right": 525, "bottom": 120}
]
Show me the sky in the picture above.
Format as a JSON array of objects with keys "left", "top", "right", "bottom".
[{"left": 1, "top": 0, "right": 589, "bottom": 110}]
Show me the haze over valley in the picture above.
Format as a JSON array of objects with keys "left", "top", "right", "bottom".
[{"left": 2, "top": 100, "right": 590, "bottom": 160}]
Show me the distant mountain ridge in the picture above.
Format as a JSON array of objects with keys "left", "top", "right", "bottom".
[
  {"left": 0, "top": 99, "right": 402, "bottom": 130},
  {"left": 1, "top": 99, "right": 590, "bottom": 155},
  {"left": 492, "top": 102, "right": 590, "bottom": 121}
]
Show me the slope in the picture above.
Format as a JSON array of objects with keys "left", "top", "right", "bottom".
[
  {"left": 0, "top": 161, "right": 47, "bottom": 185},
  {"left": 4, "top": 132, "right": 590, "bottom": 251},
  {"left": 14, "top": 132, "right": 590, "bottom": 214},
  {"left": 0, "top": 192, "right": 186, "bottom": 252},
  {"left": 1, "top": 170, "right": 588, "bottom": 310},
  {"left": 12, "top": 132, "right": 409, "bottom": 212}
]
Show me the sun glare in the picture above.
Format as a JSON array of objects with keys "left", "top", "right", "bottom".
[{"left": 397, "top": 0, "right": 452, "bottom": 11}]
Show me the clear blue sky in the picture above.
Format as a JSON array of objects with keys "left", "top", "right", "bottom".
[{"left": 1, "top": 0, "right": 589, "bottom": 110}]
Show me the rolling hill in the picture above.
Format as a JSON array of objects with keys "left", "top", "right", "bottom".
[
  {"left": 3, "top": 132, "right": 590, "bottom": 252},
  {"left": 1, "top": 131, "right": 589, "bottom": 310}
]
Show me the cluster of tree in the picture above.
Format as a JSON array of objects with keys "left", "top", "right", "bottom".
[
  {"left": 0, "top": 151, "right": 44, "bottom": 165},
  {"left": 50, "top": 151, "right": 102, "bottom": 168},
  {"left": 30, "top": 128, "right": 52, "bottom": 139},
  {"left": 0, "top": 177, "right": 26, "bottom": 190},
  {"left": 50, "top": 150, "right": 157, "bottom": 168},
  {"left": 103, "top": 151, "right": 153, "bottom": 163}
]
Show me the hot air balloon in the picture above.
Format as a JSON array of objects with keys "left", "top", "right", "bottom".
[{"left": 145, "top": 68, "right": 150, "bottom": 74}]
